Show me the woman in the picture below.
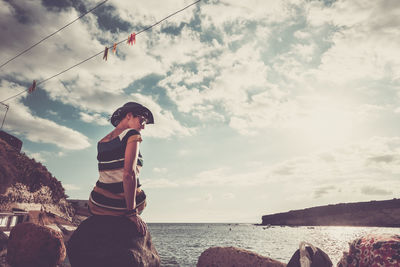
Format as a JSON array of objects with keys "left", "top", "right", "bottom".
[{"left": 88, "top": 102, "right": 154, "bottom": 235}]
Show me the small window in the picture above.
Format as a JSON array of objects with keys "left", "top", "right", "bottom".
[
  {"left": 9, "top": 216, "right": 17, "bottom": 227},
  {"left": 0, "top": 217, "right": 7, "bottom": 227}
]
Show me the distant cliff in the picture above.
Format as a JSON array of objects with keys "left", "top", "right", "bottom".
[
  {"left": 0, "top": 135, "right": 74, "bottom": 220},
  {"left": 262, "top": 199, "right": 400, "bottom": 227}
]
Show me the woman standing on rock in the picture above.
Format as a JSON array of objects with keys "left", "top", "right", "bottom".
[{"left": 88, "top": 102, "right": 153, "bottom": 235}]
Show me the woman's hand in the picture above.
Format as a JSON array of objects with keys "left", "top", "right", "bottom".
[{"left": 128, "top": 214, "right": 147, "bottom": 236}]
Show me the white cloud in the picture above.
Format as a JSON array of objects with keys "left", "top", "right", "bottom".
[
  {"left": 0, "top": 0, "right": 196, "bottom": 139},
  {"left": 130, "top": 93, "right": 194, "bottom": 138},
  {"left": 141, "top": 178, "right": 179, "bottom": 189},
  {"left": 63, "top": 184, "right": 81, "bottom": 191},
  {"left": 222, "top": 192, "right": 235, "bottom": 200},
  {"left": 155, "top": 137, "right": 400, "bottom": 205},
  {"left": 0, "top": 0, "right": 305, "bottom": 138},
  {"left": 291, "top": 43, "right": 315, "bottom": 62},
  {"left": 265, "top": 137, "right": 400, "bottom": 201},
  {"left": 153, "top": 167, "right": 168, "bottom": 173},
  {"left": 178, "top": 149, "right": 189, "bottom": 156},
  {"left": 183, "top": 167, "right": 269, "bottom": 187},
  {"left": 25, "top": 152, "right": 47, "bottom": 163},
  {"left": 0, "top": 0, "right": 179, "bottom": 130},
  {"left": 200, "top": 0, "right": 300, "bottom": 29},
  {"left": 2, "top": 0, "right": 400, "bottom": 141},
  {"left": 23, "top": 149, "right": 66, "bottom": 163},
  {"left": 294, "top": 30, "right": 311, "bottom": 40},
  {"left": 361, "top": 186, "right": 392, "bottom": 196},
  {"left": 187, "top": 193, "right": 213, "bottom": 203},
  {"left": 314, "top": 185, "right": 336, "bottom": 199},
  {"left": 205, "top": 193, "right": 213, "bottom": 202},
  {"left": 307, "top": 0, "right": 400, "bottom": 83},
  {"left": 0, "top": 81, "right": 90, "bottom": 150},
  {"left": 158, "top": 38, "right": 300, "bottom": 134},
  {"left": 79, "top": 112, "right": 108, "bottom": 126},
  {"left": 109, "top": 0, "right": 196, "bottom": 28},
  {"left": 47, "top": 110, "right": 59, "bottom": 117}
]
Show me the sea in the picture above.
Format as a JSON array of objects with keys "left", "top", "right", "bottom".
[{"left": 148, "top": 223, "right": 400, "bottom": 267}]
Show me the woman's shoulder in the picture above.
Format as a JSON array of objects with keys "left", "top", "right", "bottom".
[
  {"left": 98, "top": 128, "right": 141, "bottom": 144},
  {"left": 119, "top": 128, "right": 141, "bottom": 141}
]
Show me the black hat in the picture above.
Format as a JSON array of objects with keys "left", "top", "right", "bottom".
[{"left": 110, "top": 102, "right": 154, "bottom": 127}]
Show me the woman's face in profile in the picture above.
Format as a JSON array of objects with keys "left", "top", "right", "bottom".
[{"left": 127, "top": 114, "right": 146, "bottom": 131}]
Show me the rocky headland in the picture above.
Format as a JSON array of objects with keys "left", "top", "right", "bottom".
[
  {"left": 0, "top": 134, "right": 74, "bottom": 222},
  {"left": 261, "top": 198, "right": 400, "bottom": 227}
]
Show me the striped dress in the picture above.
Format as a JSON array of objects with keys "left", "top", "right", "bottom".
[{"left": 89, "top": 128, "right": 146, "bottom": 216}]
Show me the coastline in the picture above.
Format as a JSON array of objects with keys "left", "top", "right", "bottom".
[{"left": 261, "top": 198, "right": 400, "bottom": 227}]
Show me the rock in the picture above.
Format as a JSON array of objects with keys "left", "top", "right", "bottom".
[
  {"left": 67, "top": 215, "right": 160, "bottom": 267},
  {"left": 7, "top": 222, "right": 66, "bottom": 267},
  {"left": 337, "top": 233, "right": 400, "bottom": 267},
  {"left": 287, "top": 243, "right": 332, "bottom": 267},
  {"left": 0, "top": 230, "right": 8, "bottom": 251},
  {"left": 197, "top": 247, "right": 286, "bottom": 267},
  {"left": 0, "top": 231, "right": 8, "bottom": 267}
]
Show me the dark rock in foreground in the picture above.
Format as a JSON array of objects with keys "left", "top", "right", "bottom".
[
  {"left": 197, "top": 247, "right": 286, "bottom": 267},
  {"left": 67, "top": 215, "right": 159, "bottom": 267},
  {"left": 262, "top": 198, "right": 400, "bottom": 227},
  {"left": 7, "top": 222, "right": 66, "bottom": 267}
]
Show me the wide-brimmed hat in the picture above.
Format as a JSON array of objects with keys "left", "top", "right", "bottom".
[{"left": 110, "top": 102, "right": 154, "bottom": 127}]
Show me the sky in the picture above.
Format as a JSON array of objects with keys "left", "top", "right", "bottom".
[{"left": 0, "top": 0, "right": 399, "bottom": 223}]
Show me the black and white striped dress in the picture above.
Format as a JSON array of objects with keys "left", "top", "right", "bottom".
[{"left": 89, "top": 128, "right": 146, "bottom": 216}]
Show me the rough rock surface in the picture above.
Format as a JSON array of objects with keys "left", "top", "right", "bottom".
[
  {"left": 0, "top": 231, "right": 8, "bottom": 266},
  {"left": 197, "top": 246, "right": 286, "bottom": 267},
  {"left": 7, "top": 222, "right": 66, "bottom": 267},
  {"left": 67, "top": 215, "right": 160, "bottom": 267},
  {"left": 0, "top": 230, "right": 7, "bottom": 251}
]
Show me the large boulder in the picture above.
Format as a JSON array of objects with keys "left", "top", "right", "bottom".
[
  {"left": 6, "top": 222, "right": 66, "bottom": 267},
  {"left": 197, "top": 247, "right": 286, "bottom": 267},
  {"left": 67, "top": 215, "right": 159, "bottom": 267},
  {"left": 337, "top": 233, "right": 400, "bottom": 267}
]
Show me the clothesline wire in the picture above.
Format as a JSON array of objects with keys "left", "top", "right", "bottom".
[
  {"left": 41, "top": 0, "right": 201, "bottom": 85},
  {"left": 0, "top": 0, "right": 201, "bottom": 104},
  {"left": 0, "top": 0, "right": 109, "bottom": 70}
]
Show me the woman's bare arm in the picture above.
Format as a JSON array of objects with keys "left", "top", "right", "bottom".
[
  {"left": 123, "top": 139, "right": 139, "bottom": 211},
  {"left": 123, "top": 138, "right": 147, "bottom": 235}
]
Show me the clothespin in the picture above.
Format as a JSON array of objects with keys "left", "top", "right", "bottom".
[
  {"left": 103, "top": 47, "right": 109, "bottom": 61},
  {"left": 127, "top": 34, "right": 133, "bottom": 45},
  {"left": 132, "top": 33, "right": 136, "bottom": 44},
  {"left": 127, "top": 33, "right": 136, "bottom": 45},
  {"left": 28, "top": 80, "right": 36, "bottom": 93},
  {"left": 112, "top": 43, "right": 117, "bottom": 53}
]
